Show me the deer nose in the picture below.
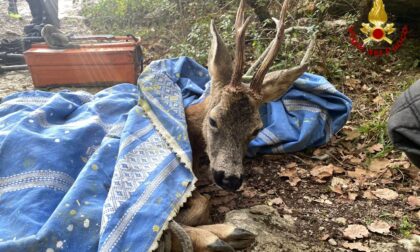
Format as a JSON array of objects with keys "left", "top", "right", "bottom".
[{"left": 212, "top": 170, "right": 243, "bottom": 192}]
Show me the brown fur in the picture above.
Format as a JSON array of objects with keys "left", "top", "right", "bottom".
[{"left": 168, "top": 0, "right": 309, "bottom": 251}]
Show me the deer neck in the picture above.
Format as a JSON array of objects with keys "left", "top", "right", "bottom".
[{"left": 185, "top": 96, "right": 209, "bottom": 158}]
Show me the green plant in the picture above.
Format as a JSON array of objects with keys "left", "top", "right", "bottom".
[{"left": 399, "top": 216, "right": 416, "bottom": 238}]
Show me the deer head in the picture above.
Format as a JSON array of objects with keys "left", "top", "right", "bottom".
[{"left": 203, "top": 0, "right": 308, "bottom": 191}]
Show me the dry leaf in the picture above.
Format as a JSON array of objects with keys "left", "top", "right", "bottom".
[
  {"left": 363, "top": 190, "right": 377, "bottom": 200},
  {"left": 333, "top": 166, "right": 345, "bottom": 174},
  {"left": 373, "top": 96, "right": 385, "bottom": 106},
  {"left": 347, "top": 168, "right": 368, "bottom": 183},
  {"left": 407, "top": 196, "right": 420, "bottom": 208},
  {"left": 368, "top": 159, "right": 392, "bottom": 178},
  {"left": 372, "top": 188, "right": 399, "bottom": 201},
  {"left": 296, "top": 167, "right": 310, "bottom": 178},
  {"left": 311, "top": 164, "right": 334, "bottom": 183},
  {"left": 268, "top": 197, "right": 284, "bottom": 206},
  {"left": 368, "top": 143, "right": 384, "bottom": 153},
  {"left": 348, "top": 192, "right": 358, "bottom": 201},
  {"left": 367, "top": 220, "right": 391, "bottom": 234},
  {"left": 342, "top": 241, "right": 371, "bottom": 252},
  {"left": 320, "top": 234, "right": 329, "bottom": 240},
  {"left": 285, "top": 162, "right": 297, "bottom": 169},
  {"left": 279, "top": 167, "right": 301, "bottom": 186},
  {"left": 343, "top": 224, "right": 369, "bottom": 240},
  {"left": 330, "top": 177, "right": 350, "bottom": 194},
  {"left": 343, "top": 129, "right": 361, "bottom": 141}
]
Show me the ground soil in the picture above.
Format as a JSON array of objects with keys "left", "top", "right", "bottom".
[{"left": 0, "top": 1, "right": 419, "bottom": 251}]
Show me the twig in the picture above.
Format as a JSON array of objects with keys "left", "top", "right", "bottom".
[
  {"left": 300, "top": 31, "right": 317, "bottom": 66},
  {"left": 291, "top": 154, "right": 313, "bottom": 166}
]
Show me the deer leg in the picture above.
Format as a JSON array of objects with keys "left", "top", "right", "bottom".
[
  {"left": 179, "top": 225, "right": 235, "bottom": 252},
  {"left": 196, "top": 224, "right": 256, "bottom": 250},
  {"left": 175, "top": 191, "right": 211, "bottom": 226}
]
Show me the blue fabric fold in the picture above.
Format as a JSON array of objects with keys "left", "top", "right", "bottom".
[{"left": 0, "top": 57, "right": 351, "bottom": 252}]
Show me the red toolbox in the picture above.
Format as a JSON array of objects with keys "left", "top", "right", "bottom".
[{"left": 24, "top": 36, "right": 143, "bottom": 88}]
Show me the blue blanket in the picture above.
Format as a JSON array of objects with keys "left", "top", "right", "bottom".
[{"left": 0, "top": 57, "right": 351, "bottom": 252}]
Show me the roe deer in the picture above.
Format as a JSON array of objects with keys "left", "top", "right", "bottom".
[
  {"left": 162, "top": 0, "right": 314, "bottom": 251},
  {"left": 186, "top": 0, "right": 308, "bottom": 192}
]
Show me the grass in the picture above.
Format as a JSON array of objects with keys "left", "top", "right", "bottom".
[{"left": 399, "top": 215, "right": 416, "bottom": 238}]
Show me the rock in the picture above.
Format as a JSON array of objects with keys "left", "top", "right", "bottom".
[
  {"left": 333, "top": 217, "right": 347, "bottom": 225},
  {"left": 225, "top": 205, "right": 331, "bottom": 252},
  {"left": 328, "top": 238, "right": 338, "bottom": 246},
  {"left": 398, "top": 235, "right": 420, "bottom": 251},
  {"left": 368, "top": 241, "right": 402, "bottom": 252}
]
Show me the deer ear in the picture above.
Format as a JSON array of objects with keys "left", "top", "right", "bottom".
[
  {"left": 260, "top": 64, "right": 307, "bottom": 103},
  {"left": 208, "top": 20, "right": 233, "bottom": 89}
]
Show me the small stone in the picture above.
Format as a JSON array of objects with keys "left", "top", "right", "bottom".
[
  {"left": 217, "top": 206, "right": 230, "bottom": 214},
  {"left": 333, "top": 217, "right": 347, "bottom": 225},
  {"left": 328, "top": 238, "right": 337, "bottom": 246}
]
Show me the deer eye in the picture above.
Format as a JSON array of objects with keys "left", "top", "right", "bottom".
[{"left": 209, "top": 118, "right": 218, "bottom": 128}]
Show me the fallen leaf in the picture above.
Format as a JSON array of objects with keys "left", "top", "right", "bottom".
[
  {"left": 345, "top": 78, "right": 362, "bottom": 90},
  {"left": 343, "top": 127, "right": 361, "bottom": 141},
  {"left": 368, "top": 143, "right": 384, "bottom": 153},
  {"left": 333, "top": 166, "right": 345, "bottom": 174},
  {"left": 368, "top": 159, "right": 392, "bottom": 178},
  {"left": 407, "top": 196, "right": 420, "bottom": 208},
  {"left": 314, "top": 194, "right": 333, "bottom": 205},
  {"left": 296, "top": 167, "right": 310, "bottom": 178},
  {"left": 343, "top": 224, "right": 369, "bottom": 240},
  {"left": 347, "top": 168, "right": 367, "bottom": 182},
  {"left": 373, "top": 96, "right": 385, "bottom": 106},
  {"left": 372, "top": 188, "right": 399, "bottom": 201},
  {"left": 268, "top": 197, "right": 284, "bottom": 206},
  {"left": 349, "top": 157, "right": 363, "bottom": 165},
  {"left": 330, "top": 177, "right": 350, "bottom": 194},
  {"left": 348, "top": 192, "right": 358, "bottom": 201},
  {"left": 285, "top": 162, "right": 297, "bottom": 169},
  {"left": 279, "top": 167, "right": 301, "bottom": 186},
  {"left": 367, "top": 220, "right": 391, "bottom": 234},
  {"left": 363, "top": 190, "right": 377, "bottom": 200},
  {"left": 311, "top": 165, "right": 334, "bottom": 183},
  {"left": 342, "top": 241, "right": 371, "bottom": 252},
  {"left": 320, "top": 233, "right": 329, "bottom": 240}
]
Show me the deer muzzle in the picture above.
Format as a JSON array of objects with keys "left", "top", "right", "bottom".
[{"left": 212, "top": 170, "right": 243, "bottom": 192}]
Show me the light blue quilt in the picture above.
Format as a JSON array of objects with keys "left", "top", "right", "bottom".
[{"left": 0, "top": 57, "right": 351, "bottom": 252}]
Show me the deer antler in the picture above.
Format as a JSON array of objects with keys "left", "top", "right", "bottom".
[
  {"left": 230, "top": 0, "right": 252, "bottom": 87},
  {"left": 249, "top": 0, "right": 290, "bottom": 94}
]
